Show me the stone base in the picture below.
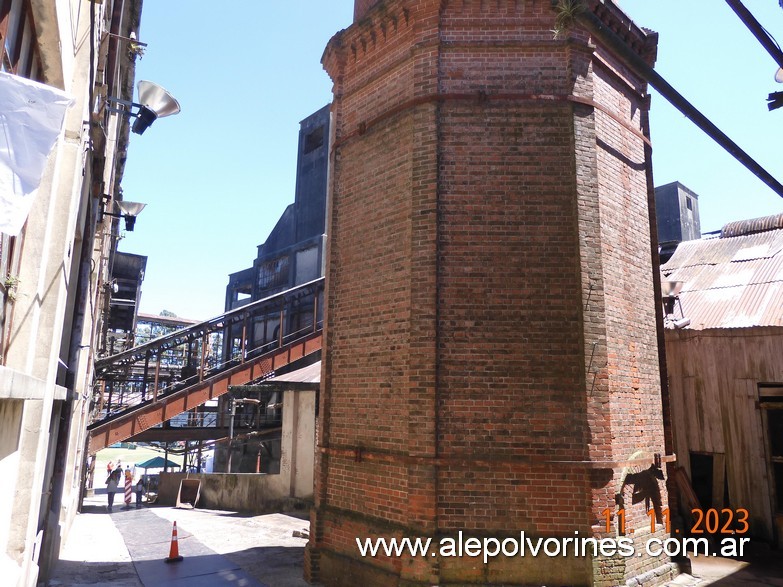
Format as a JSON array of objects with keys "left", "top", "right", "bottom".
[{"left": 307, "top": 538, "right": 680, "bottom": 587}]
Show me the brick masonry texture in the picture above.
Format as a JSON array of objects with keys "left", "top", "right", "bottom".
[{"left": 307, "top": 1, "right": 675, "bottom": 585}]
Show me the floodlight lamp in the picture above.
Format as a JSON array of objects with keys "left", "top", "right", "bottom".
[
  {"left": 117, "top": 201, "right": 146, "bottom": 216},
  {"left": 102, "top": 199, "right": 147, "bottom": 231},
  {"left": 660, "top": 280, "right": 683, "bottom": 298},
  {"left": 131, "top": 80, "right": 181, "bottom": 135},
  {"left": 106, "top": 80, "right": 181, "bottom": 135}
]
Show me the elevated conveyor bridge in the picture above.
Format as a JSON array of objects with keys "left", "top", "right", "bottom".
[{"left": 88, "top": 278, "right": 324, "bottom": 453}]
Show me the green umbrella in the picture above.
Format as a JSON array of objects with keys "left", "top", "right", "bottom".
[{"left": 135, "top": 456, "right": 181, "bottom": 469}]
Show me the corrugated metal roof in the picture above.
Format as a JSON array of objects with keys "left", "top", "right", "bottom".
[
  {"left": 661, "top": 227, "right": 783, "bottom": 330},
  {"left": 663, "top": 229, "right": 783, "bottom": 269},
  {"left": 266, "top": 360, "right": 321, "bottom": 384},
  {"left": 721, "top": 212, "right": 783, "bottom": 238}
]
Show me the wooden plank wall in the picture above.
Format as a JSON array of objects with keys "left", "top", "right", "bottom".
[{"left": 665, "top": 326, "right": 783, "bottom": 541}]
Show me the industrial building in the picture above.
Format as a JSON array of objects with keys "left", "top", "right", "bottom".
[
  {"left": 216, "top": 105, "right": 329, "bottom": 473},
  {"left": 86, "top": 106, "right": 329, "bottom": 481},
  {"left": 662, "top": 212, "right": 783, "bottom": 544}
]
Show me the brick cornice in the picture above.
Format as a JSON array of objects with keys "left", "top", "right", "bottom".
[
  {"left": 584, "top": 0, "right": 657, "bottom": 65},
  {"left": 330, "top": 91, "right": 650, "bottom": 152},
  {"left": 585, "top": 0, "right": 656, "bottom": 63},
  {"left": 323, "top": 0, "right": 414, "bottom": 82}
]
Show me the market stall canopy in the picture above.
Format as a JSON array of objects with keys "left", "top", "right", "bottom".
[{"left": 135, "top": 456, "right": 181, "bottom": 469}]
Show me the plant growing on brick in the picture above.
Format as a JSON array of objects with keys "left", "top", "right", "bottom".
[
  {"left": 3, "top": 274, "right": 20, "bottom": 302},
  {"left": 552, "top": 0, "right": 584, "bottom": 39},
  {"left": 128, "top": 41, "right": 145, "bottom": 60}
]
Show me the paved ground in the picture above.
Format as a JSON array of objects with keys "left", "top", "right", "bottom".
[
  {"left": 671, "top": 548, "right": 783, "bottom": 586},
  {"left": 48, "top": 494, "right": 782, "bottom": 586},
  {"left": 48, "top": 492, "right": 310, "bottom": 587}
]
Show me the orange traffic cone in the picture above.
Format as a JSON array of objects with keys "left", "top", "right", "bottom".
[{"left": 164, "top": 521, "right": 184, "bottom": 563}]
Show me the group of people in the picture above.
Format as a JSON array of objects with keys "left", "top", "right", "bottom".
[{"left": 105, "top": 460, "right": 144, "bottom": 511}]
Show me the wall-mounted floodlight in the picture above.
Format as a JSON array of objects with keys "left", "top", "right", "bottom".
[
  {"left": 102, "top": 200, "right": 147, "bottom": 231},
  {"left": 106, "top": 80, "right": 181, "bottom": 135},
  {"left": 660, "top": 279, "right": 683, "bottom": 298},
  {"left": 132, "top": 81, "right": 180, "bottom": 134},
  {"left": 661, "top": 279, "right": 690, "bottom": 329}
]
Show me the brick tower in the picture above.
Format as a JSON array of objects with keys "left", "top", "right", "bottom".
[{"left": 307, "top": 1, "right": 676, "bottom": 585}]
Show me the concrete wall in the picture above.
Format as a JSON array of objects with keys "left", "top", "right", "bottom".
[
  {"left": 0, "top": 1, "right": 139, "bottom": 585},
  {"left": 281, "top": 389, "right": 315, "bottom": 499},
  {"left": 158, "top": 472, "right": 307, "bottom": 514},
  {"left": 159, "top": 389, "right": 316, "bottom": 513}
]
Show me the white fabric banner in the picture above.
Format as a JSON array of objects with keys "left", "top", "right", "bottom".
[{"left": 0, "top": 71, "right": 74, "bottom": 235}]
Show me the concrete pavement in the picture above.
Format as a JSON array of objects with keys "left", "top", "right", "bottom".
[
  {"left": 675, "top": 549, "right": 783, "bottom": 586},
  {"left": 48, "top": 492, "right": 310, "bottom": 587}
]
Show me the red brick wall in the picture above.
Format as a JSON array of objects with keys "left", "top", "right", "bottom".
[
  {"left": 354, "top": 0, "right": 382, "bottom": 22},
  {"left": 308, "top": 1, "right": 674, "bottom": 585}
]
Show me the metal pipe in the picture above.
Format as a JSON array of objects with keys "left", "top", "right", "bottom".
[
  {"left": 142, "top": 350, "right": 150, "bottom": 402},
  {"left": 278, "top": 304, "right": 284, "bottom": 347},
  {"left": 725, "top": 0, "right": 783, "bottom": 71},
  {"left": 240, "top": 317, "right": 247, "bottom": 363},
  {"left": 199, "top": 333, "right": 207, "bottom": 382},
  {"left": 227, "top": 398, "right": 236, "bottom": 472},
  {"left": 152, "top": 350, "right": 160, "bottom": 402},
  {"left": 579, "top": 9, "right": 783, "bottom": 199}
]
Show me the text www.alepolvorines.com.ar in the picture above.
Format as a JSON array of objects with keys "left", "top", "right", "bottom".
[{"left": 356, "top": 531, "right": 750, "bottom": 564}]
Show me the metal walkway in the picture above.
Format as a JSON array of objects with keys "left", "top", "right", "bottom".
[{"left": 88, "top": 279, "right": 324, "bottom": 453}]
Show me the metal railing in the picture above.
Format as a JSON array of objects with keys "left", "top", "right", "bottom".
[{"left": 92, "top": 278, "right": 324, "bottom": 422}]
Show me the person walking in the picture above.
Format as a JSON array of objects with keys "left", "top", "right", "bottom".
[
  {"left": 105, "top": 468, "right": 121, "bottom": 512},
  {"left": 135, "top": 478, "right": 144, "bottom": 508}
]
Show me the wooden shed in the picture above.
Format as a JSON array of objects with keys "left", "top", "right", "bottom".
[{"left": 662, "top": 213, "right": 783, "bottom": 543}]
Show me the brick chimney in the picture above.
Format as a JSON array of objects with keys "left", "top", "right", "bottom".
[{"left": 307, "top": 1, "right": 676, "bottom": 585}]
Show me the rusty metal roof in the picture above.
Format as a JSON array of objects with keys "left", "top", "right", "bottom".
[
  {"left": 661, "top": 219, "right": 783, "bottom": 330},
  {"left": 721, "top": 212, "right": 783, "bottom": 238},
  {"left": 265, "top": 360, "right": 321, "bottom": 384}
]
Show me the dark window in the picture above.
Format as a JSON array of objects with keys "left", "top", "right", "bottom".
[
  {"left": 760, "top": 387, "right": 783, "bottom": 513},
  {"left": 689, "top": 452, "right": 713, "bottom": 509},
  {"left": 257, "top": 256, "right": 289, "bottom": 291},
  {"left": 303, "top": 126, "right": 324, "bottom": 154},
  {"left": 0, "top": 0, "right": 42, "bottom": 80},
  {"left": 685, "top": 197, "right": 693, "bottom": 211},
  {"left": 766, "top": 406, "right": 783, "bottom": 511},
  {"left": 767, "top": 407, "right": 783, "bottom": 457}
]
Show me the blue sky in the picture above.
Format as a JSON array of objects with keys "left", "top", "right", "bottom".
[{"left": 121, "top": 1, "right": 783, "bottom": 320}]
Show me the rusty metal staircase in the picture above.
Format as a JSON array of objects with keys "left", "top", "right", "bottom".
[{"left": 88, "top": 278, "right": 324, "bottom": 453}]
